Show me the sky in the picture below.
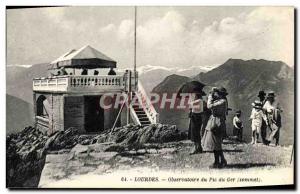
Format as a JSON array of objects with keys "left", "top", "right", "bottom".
[{"left": 6, "top": 6, "right": 294, "bottom": 69}]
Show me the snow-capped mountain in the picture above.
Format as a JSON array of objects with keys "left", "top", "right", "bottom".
[
  {"left": 137, "top": 65, "right": 212, "bottom": 93},
  {"left": 137, "top": 65, "right": 213, "bottom": 76}
]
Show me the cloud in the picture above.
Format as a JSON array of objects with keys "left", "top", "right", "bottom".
[
  {"left": 7, "top": 7, "right": 294, "bottom": 68},
  {"left": 98, "top": 7, "right": 294, "bottom": 68}
]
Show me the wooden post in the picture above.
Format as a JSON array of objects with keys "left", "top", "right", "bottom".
[
  {"left": 33, "top": 92, "right": 37, "bottom": 129},
  {"left": 127, "top": 70, "right": 132, "bottom": 124}
]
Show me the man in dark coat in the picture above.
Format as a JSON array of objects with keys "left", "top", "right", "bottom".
[
  {"left": 188, "top": 90, "right": 207, "bottom": 155},
  {"left": 257, "top": 90, "right": 268, "bottom": 145},
  {"left": 263, "top": 91, "right": 282, "bottom": 146}
]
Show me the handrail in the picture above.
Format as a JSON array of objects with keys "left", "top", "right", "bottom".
[
  {"left": 135, "top": 82, "right": 159, "bottom": 124},
  {"left": 129, "top": 104, "right": 142, "bottom": 126}
]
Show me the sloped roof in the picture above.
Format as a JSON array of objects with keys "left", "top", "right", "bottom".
[{"left": 49, "top": 45, "right": 117, "bottom": 69}]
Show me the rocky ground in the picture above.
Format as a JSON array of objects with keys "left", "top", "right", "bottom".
[
  {"left": 38, "top": 139, "right": 294, "bottom": 188},
  {"left": 6, "top": 124, "right": 185, "bottom": 188},
  {"left": 6, "top": 125, "right": 294, "bottom": 188}
]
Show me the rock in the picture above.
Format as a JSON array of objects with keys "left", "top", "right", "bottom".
[
  {"left": 137, "top": 149, "right": 146, "bottom": 155},
  {"left": 119, "top": 157, "right": 133, "bottom": 163},
  {"left": 45, "top": 154, "right": 69, "bottom": 164},
  {"left": 88, "top": 142, "right": 113, "bottom": 153},
  {"left": 129, "top": 150, "right": 137, "bottom": 155},
  {"left": 147, "top": 149, "right": 158, "bottom": 154},
  {"left": 70, "top": 144, "right": 89, "bottom": 156},
  {"left": 158, "top": 148, "right": 177, "bottom": 154},
  {"left": 94, "top": 164, "right": 111, "bottom": 174},
  {"left": 103, "top": 124, "right": 186, "bottom": 147},
  {"left": 104, "top": 144, "right": 126, "bottom": 152},
  {"left": 6, "top": 126, "right": 48, "bottom": 188},
  {"left": 89, "top": 152, "right": 118, "bottom": 161}
]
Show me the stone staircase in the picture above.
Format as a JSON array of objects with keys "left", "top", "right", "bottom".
[
  {"left": 129, "top": 82, "right": 159, "bottom": 126},
  {"left": 132, "top": 92, "right": 151, "bottom": 126}
]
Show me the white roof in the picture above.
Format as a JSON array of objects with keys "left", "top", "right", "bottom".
[{"left": 50, "top": 45, "right": 116, "bottom": 64}]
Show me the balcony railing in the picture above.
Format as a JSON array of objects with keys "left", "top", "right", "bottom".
[{"left": 33, "top": 74, "right": 131, "bottom": 93}]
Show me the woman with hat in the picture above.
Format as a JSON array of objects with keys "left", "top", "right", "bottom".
[
  {"left": 202, "top": 87, "right": 228, "bottom": 168},
  {"left": 249, "top": 100, "right": 265, "bottom": 144},
  {"left": 263, "top": 91, "right": 282, "bottom": 146},
  {"left": 233, "top": 110, "right": 243, "bottom": 141}
]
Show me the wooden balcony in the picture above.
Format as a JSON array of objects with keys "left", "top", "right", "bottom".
[{"left": 33, "top": 73, "right": 137, "bottom": 94}]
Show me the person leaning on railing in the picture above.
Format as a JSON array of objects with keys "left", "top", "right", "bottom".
[{"left": 108, "top": 67, "right": 116, "bottom": 75}]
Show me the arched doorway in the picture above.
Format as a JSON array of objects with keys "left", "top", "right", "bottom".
[{"left": 36, "top": 95, "right": 48, "bottom": 117}]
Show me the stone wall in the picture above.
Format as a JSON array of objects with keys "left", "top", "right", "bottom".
[
  {"left": 49, "top": 94, "right": 64, "bottom": 134},
  {"left": 64, "top": 96, "right": 85, "bottom": 133}
]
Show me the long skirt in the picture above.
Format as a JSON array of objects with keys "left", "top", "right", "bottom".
[
  {"left": 189, "top": 112, "right": 202, "bottom": 143},
  {"left": 201, "top": 115, "right": 225, "bottom": 151}
]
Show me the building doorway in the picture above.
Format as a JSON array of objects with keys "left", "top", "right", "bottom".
[{"left": 84, "top": 96, "right": 104, "bottom": 132}]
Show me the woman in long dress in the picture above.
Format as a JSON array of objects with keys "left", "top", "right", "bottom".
[{"left": 202, "top": 87, "right": 228, "bottom": 168}]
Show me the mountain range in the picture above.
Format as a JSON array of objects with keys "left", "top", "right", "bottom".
[
  {"left": 7, "top": 63, "right": 49, "bottom": 104},
  {"left": 152, "top": 59, "right": 294, "bottom": 145},
  {"left": 6, "top": 94, "right": 34, "bottom": 134},
  {"left": 6, "top": 59, "right": 295, "bottom": 145}
]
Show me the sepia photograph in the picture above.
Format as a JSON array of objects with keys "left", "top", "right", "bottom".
[{"left": 5, "top": 5, "right": 295, "bottom": 189}]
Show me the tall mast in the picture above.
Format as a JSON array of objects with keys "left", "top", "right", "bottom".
[{"left": 134, "top": 6, "right": 137, "bottom": 73}]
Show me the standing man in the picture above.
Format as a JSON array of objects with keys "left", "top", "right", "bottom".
[
  {"left": 263, "top": 91, "right": 282, "bottom": 146},
  {"left": 188, "top": 90, "right": 207, "bottom": 155},
  {"left": 257, "top": 90, "right": 268, "bottom": 145}
]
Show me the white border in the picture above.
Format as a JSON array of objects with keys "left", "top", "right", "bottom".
[{"left": 1, "top": 1, "right": 298, "bottom": 193}]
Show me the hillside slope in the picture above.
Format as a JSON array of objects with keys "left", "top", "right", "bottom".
[
  {"left": 151, "top": 59, "right": 294, "bottom": 145},
  {"left": 6, "top": 94, "right": 34, "bottom": 134},
  {"left": 6, "top": 63, "right": 48, "bottom": 104}
]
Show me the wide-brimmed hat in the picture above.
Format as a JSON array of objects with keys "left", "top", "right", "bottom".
[
  {"left": 258, "top": 90, "right": 266, "bottom": 98},
  {"left": 217, "top": 87, "right": 228, "bottom": 96},
  {"left": 252, "top": 100, "right": 263, "bottom": 109},
  {"left": 235, "top": 110, "right": 241, "bottom": 115},
  {"left": 266, "top": 91, "right": 275, "bottom": 98}
]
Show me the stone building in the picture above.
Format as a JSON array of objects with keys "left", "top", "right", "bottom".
[{"left": 33, "top": 45, "right": 158, "bottom": 135}]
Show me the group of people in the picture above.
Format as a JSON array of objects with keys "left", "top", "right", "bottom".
[
  {"left": 188, "top": 85, "right": 282, "bottom": 168},
  {"left": 232, "top": 90, "right": 282, "bottom": 146},
  {"left": 51, "top": 67, "right": 116, "bottom": 76}
]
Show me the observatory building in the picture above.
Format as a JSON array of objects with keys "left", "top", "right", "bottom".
[{"left": 32, "top": 45, "right": 158, "bottom": 135}]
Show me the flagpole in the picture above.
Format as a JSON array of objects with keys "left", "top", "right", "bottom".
[
  {"left": 127, "top": 6, "right": 137, "bottom": 125},
  {"left": 134, "top": 6, "right": 137, "bottom": 74}
]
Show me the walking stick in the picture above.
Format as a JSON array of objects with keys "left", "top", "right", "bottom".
[{"left": 290, "top": 144, "right": 294, "bottom": 164}]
